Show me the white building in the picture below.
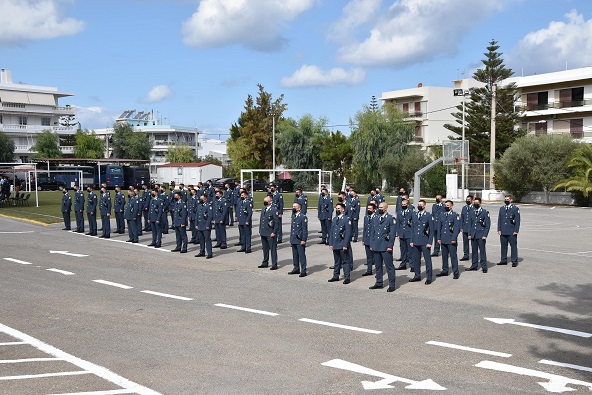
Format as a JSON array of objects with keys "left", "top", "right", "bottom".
[
  {"left": 156, "top": 162, "right": 222, "bottom": 185},
  {"left": 198, "top": 137, "right": 229, "bottom": 166},
  {"left": 0, "top": 69, "right": 77, "bottom": 162}
]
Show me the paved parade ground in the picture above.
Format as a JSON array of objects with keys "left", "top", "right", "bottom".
[{"left": 1, "top": 204, "right": 591, "bottom": 394}]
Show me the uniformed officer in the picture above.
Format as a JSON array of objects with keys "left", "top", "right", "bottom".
[
  {"left": 328, "top": 203, "right": 352, "bottom": 284},
  {"left": 98, "top": 187, "right": 112, "bottom": 238},
  {"left": 236, "top": 190, "right": 253, "bottom": 253},
  {"left": 134, "top": 189, "right": 143, "bottom": 237},
  {"left": 113, "top": 186, "right": 125, "bottom": 234},
  {"left": 409, "top": 199, "right": 434, "bottom": 284},
  {"left": 168, "top": 183, "right": 176, "bottom": 230},
  {"left": 337, "top": 191, "right": 354, "bottom": 269},
  {"left": 373, "top": 187, "right": 385, "bottom": 205},
  {"left": 61, "top": 187, "right": 72, "bottom": 230},
  {"left": 160, "top": 186, "right": 170, "bottom": 234},
  {"left": 460, "top": 195, "right": 474, "bottom": 261},
  {"left": 179, "top": 183, "right": 187, "bottom": 203},
  {"left": 396, "top": 198, "right": 414, "bottom": 270},
  {"left": 361, "top": 203, "right": 377, "bottom": 276},
  {"left": 73, "top": 185, "right": 84, "bottom": 233},
  {"left": 205, "top": 179, "right": 215, "bottom": 203},
  {"left": 147, "top": 188, "right": 163, "bottom": 248},
  {"left": 124, "top": 190, "right": 138, "bottom": 243},
  {"left": 141, "top": 183, "right": 151, "bottom": 231},
  {"left": 194, "top": 192, "right": 214, "bottom": 259},
  {"left": 366, "top": 188, "right": 376, "bottom": 207},
  {"left": 294, "top": 188, "right": 308, "bottom": 215},
  {"left": 171, "top": 192, "right": 188, "bottom": 253},
  {"left": 224, "top": 183, "right": 234, "bottom": 226},
  {"left": 258, "top": 195, "right": 281, "bottom": 270},
  {"left": 350, "top": 189, "right": 361, "bottom": 242},
  {"left": 369, "top": 202, "right": 397, "bottom": 292},
  {"left": 317, "top": 187, "right": 333, "bottom": 244},
  {"left": 431, "top": 194, "right": 444, "bottom": 257},
  {"left": 213, "top": 189, "right": 228, "bottom": 249},
  {"left": 497, "top": 195, "right": 521, "bottom": 267},
  {"left": 270, "top": 185, "right": 284, "bottom": 243},
  {"left": 85, "top": 186, "right": 98, "bottom": 236},
  {"left": 288, "top": 202, "right": 308, "bottom": 277},
  {"left": 395, "top": 187, "right": 407, "bottom": 213},
  {"left": 437, "top": 200, "right": 461, "bottom": 279},
  {"left": 188, "top": 188, "right": 199, "bottom": 244},
  {"left": 233, "top": 183, "right": 241, "bottom": 225},
  {"left": 467, "top": 197, "right": 490, "bottom": 273}
]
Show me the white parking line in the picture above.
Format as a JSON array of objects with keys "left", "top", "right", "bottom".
[
  {"left": 299, "top": 318, "right": 382, "bottom": 334},
  {"left": 215, "top": 303, "right": 279, "bottom": 316},
  {"left": 539, "top": 359, "right": 592, "bottom": 373},
  {"left": 70, "top": 231, "right": 171, "bottom": 252},
  {"left": 47, "top": 390, "right": 138, "bottom": 395},
  {"left": 3, "top": 258, "right": 33, "bottom": 265},
  {"left": 0, "top": 341, "right": 26, "bottom": 346},
  {"left": 47, "top": 268, "right": 75, "bottom": 276},
  {"left": 93, "top": 280, "right": 133, "bottom": 290},
  {"left": 426, "top": 341, "right": 512, "bottom": 358},
  {"left": 0, "top": 357, "right": 62, "bottom": 363},
  {"left": 140, "top": 290, "right": 193, "bottom": 301},
  {"left": 0, "top": 370, "right": 91, "bottom": 381}
]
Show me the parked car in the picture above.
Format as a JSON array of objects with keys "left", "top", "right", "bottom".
[
  {"left": 212, "top": 178, "right": 239, "bottom": 190},
  {"left": 270, "top": 179, "right": 295, "bottom": 193},
  {"left": 243, "top": 178, "right": 268, "bottom": 192},
  {"left": 36, "top": 176, "right": 66, "bottom": 191}
]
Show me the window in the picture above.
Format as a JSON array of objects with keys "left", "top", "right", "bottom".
[
  {"left": 41, "top": 117, "right": 51, "bottom": 126},
  {"left": 18, "top": 116, "right": 27, "bottom": 125},
  {"left": 560, "top": 87, "right": 584, "bottom": 107},
  {"left": 570, "top": 118, "right": 583, "bottom": 139},
  {"left": 534, "top": 122, "right": 547, "bottom": 136},
  {"left": 402, "top": 103, "right": 409, "bottom": 115},
  {"left": 526, "top": 92, "right": 548, "bottom": 110},
  {"left": 414, "top": 101, "right": 421, "bottom": 115}
]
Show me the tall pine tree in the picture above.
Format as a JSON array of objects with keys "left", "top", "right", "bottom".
[{"left": 445, "top": 40, "right": 525, "bottom": 162}]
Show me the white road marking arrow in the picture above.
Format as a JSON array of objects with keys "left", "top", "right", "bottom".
[
  {"left": 476, "top": 360, "right": 592, "bottom": 393},
  {"left": 484, "top": 318, "right": 592, "bottom": 338},
  {"left": 322, "top": 359, "right": 446, "bottom": 391},
  {"left": 49, "top": 251, "right": 89, "bottom": 258}
]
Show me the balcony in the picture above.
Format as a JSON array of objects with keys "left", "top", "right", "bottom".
[
  {"left": 519, "top": 98, "right": 592, "bottom": 112},
  {"left": 1, "top": 103, "right": 75, "bottom": 116},
  {"left": 13, "top": 145, "right": 75, "bottom": 154},
  {"left": 0, "top": 124, "right": 77, "bottom": 134}
]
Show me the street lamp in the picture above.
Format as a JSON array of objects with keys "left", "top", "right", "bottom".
[
  {"left": 453, "top": 89, "right": 471, "bottom": 198},
  {"left": 271, "top": 113, "right": 276, "bottom": 181}
]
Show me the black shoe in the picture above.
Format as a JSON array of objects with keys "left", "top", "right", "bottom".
[
  {"left": 431, "top": 253, "right": 439, "bottom": 257},
  {"left": 460, "top": 257, "right": 469, "bottom": 261},
  {"left": 425, "top": 279, "right": 432, "bottom": 285},
  {"left": 318, "top": 241, "right": 326, "bottom": 244},
  {"left": 409, "top": 277, "right": 421, "bottom": 282},
  {"left": 237, "top": 249, "right": 245, "bottom": 252},
  {"left": 317, "top": 231, "right": 322, "bottom": 233},
  {"left": 62, "top": 228, "right": 68, "bottom": 230},
  {"left": 104, "top": 235, "right": 110, "bottom": 239},
  {"left": 482, "top": 269, "right": 488, "bottom": 273},
  {"left": 98, "top": 229, "right": 102, "bottom": 232},
  {"left": 85, "top": 232, "right": 92, "bottom": 235},
  {"left": 352, "top": 240, "right": 358, "bottom": 243},
  {"left": 395, "top": 265, "right": 407, "bottom": 270},
  {"left": 154, "top": 244, "right": 161, "bottom": 248},
  {"left": 362, "top": 272, "right": 373, "bottom": 276},
  {"left": 512, "top": 263, "right": 518, "bottom": 267},
  {"left": 396, "top": 258, "right": 403, "bottom": 261},
  {"left": 171, "top": 248, "right": 180, "bottom": 252},
  {"left": 131, "top": 240, "right": 138, "bottom": 243},
  {"left": 453, "top": 272, "right": 460, "bottom": 279},
  {"left": 77, "top": 230, "right": 84, "bottom": 233},
  {"left": 258, "top": 264, "right": 269, "bottom": 268},
  {"left": 180, "top": 250, "right": 187, "bottom": 253},
  {"left": 299, "top": 272, "right": 307, "bottom": 278},
  {"left": 436, "top": 272, "right": 449, "bottom": 277},
  {"left": 98, "top": 235, "right": 105, "bottom": 238},
  {"left": 369, "top": 284, "right": 383, "bottom": 289},
  {"left": 329, "top": 266, "right": 334, "bottom": 269},
  {"left": 288, "top": 270, "right": 300, "bottom": 275},
  {"left": 343, "top": 279, "right": 350, "bottom": 284},
  {"left": 162, "top": 231, "right": 168, "bottom": 235},
  {"left": 328, "top": 277, "right": 339, "bottom": 282},
  {"left": 497, "top": 261, "right": 508, "bottom": 265},
  {"left": 213, "top": 245, "right": 221, "bottom": 248},
  {"left": 465, "top": 267, "right": 478, "bottom": 271},
  {"left": 245, "top": 249, "right": 251, "bottom": 254},
  {"left": 270, "top": 266, "right": 278, "bottom": 270},
  {"left": 90, "top": 233, "right": 98, "bottom": 236},
  {"left": 126, "top": 239, "right": 132, "bottom": 242},
  {"left": 410, "top": 267, "right": 415, "bottom": 272},
  {"left": 387, "top": 287, "right": 396, "bottom": 292},
  {"left": 277, "top": 240, "right": 283, "bottom": 244},
  {"left": 195, "top": 253, "right": 205, "bottom": 257},
  {"left": 235, "top": 243, "right": 242, "bottom": 246},
  {"left": 206, "top": 255, "right": 213, "bottom": 259},
  {"left": 148, "top": 243, "right": 156, "bottom": 246},
  {"left": 220, "top": 246, "right": 227, "bottom": 249}
]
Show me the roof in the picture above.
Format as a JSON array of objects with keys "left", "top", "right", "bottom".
[
  {"left": 31, "top": 158, "right": 149, "bottom": 164},
  {"left": 157, "top": 162, "right": 222, "bottom": 168}
]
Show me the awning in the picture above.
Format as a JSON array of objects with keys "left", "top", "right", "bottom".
[
  {"left": 0, "top": 89, "right": 29, "bottom": 104},
  {"left": 28, "top": 92, "right": 56, "bottom": 106}
]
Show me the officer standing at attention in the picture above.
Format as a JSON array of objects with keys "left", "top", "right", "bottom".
[
  {"left": 409, "top": 200, "right": 434, "bottom": 284},
  {"left": 328, "top": 203, "right": 352, "bottom": 284},
  {"left": 113, "top": 186, "right": 125, "bottom": 234},
  {"left": 213, "top": 189, "right": 228, "bottom": 249},
  {"left": 431, "top": 194, "right": 444, "bottom": 257},
  {"left": 147, "top": 188, "right": 163, "bottom": 248},
  {"left": 188, "top": 188, "right": 199, "bottom": 244},
  {"left": 195, "top": 192, "right": 214, "bottom": 259},
  {"left": 141, "top": 183, "right": 151, "bottom": 232},
  {"left": 369, "top": 202, "right": 397, "bottom": 292},
  {"left": 350, "top": 189, "right": 361, "bottom": 242},
  {"left": 99, "top": 186, "right": 112, "bottom": 238},
  {"left": 317, "top": 187, "right": 333, "bottom": 244},
  {"left": 61, "top": 187, "right": 72, "bottom": 230},
  {"left": 224, "top": 183, "right": 234, "bottom": 226},
  {"left": 233, "top": 183, "right": 241, "bottom": 225},
  {"left": 73, "top": 185, "right": 84, "bottom": 233},
  {"left": 294, "top": 188, "right": 308, "bottom": 215},
  {"left": 288, "top": 202, "right": 308, "bottom": 277},
  {"left": 396, "top": 198, "right": 414, "bottom": 271},
  {"left": 366, "top": 188, "right": 377, "bottom": 207},
  {"left": 124, "top": 190, "right": 138, "bottom": 243},
  {"left": 460, "top": 195, "right": 474, "bottom": 261},
  {"left": 373, "top": 187, "right": 385, "bottom": 205},
  {"left": 85, "top": 186, "right": 98, "bottom": 236},
  {"left": 236, "top": 190, "right": 253, "bottom": 253},
  {"left": 258, "top": 195, "right": 281, "bottom": 270},
  {"left": 467, "top": 197, "right": 490, "bottom": 273},
  {"left": 160, "top": 186, "right": 170, "bottom": 234},
  {"left": 361, "top": 203, "right": 377, "bottom": 276},
  {"left": 133, "top": 189, "right": 143, "bottom": 237},
  {"left": 171, "top": 191, "right": 188, "bottom": 253},
  {"left": 270, "top": 184, "right": 284, "bottom": 243},
  {"left": 497, "top": 194, "right": 521, "bottom": 267},
  {"left": 395, "top": 187, "right": 407, "bottom": 212},
  {"left": 179, "top": 183, "right": 187, "bottom": 202},
  {"left": 436, "top": 200, "right": 461, "bottom": 279},
  {"left": 168, "top": 183, "right": 176, "bottom": 230}
]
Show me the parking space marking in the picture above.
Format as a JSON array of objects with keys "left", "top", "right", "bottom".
[
  {"left": 140, "top": 290, "right": 193, "bottom": 301},
  {"left": 0, "top": 370, "right": 91, "bottom": 381},
  {"left": 47, "top": 390, "right": 139, "bottom": 395},
  {"left": 426, "top": 341, "right": 512, "bottom": 358},
  {"left": 0, "top": 341, "right": 26, "bottom": 346},
  {"left": 70, "top": 231, "right": 171, "bottom": 253},
  {"left": 214, "top": 303, "right": 279, "bottom": 316},
  {"left": 93, "top": 280, "right": 133, "bottom": 290},
  {"left": 0, "top": 357, "right": 62, "bottom": 364},
  {"left": 47, "top": 268, "right": 75, "bottom": 276},
  {"left": 3, "top": 258, "right": 33, "bottom": 265},
  {"left": 539, "top": 359, "right": 592, "bottom": 373},
  {"left": 299, "top": 318, "right": 382, "bottom": 334}
]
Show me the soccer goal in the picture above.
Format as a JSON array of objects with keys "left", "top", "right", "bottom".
[{"left": 240, "top": 169, "right": 332, "bottom": 194}]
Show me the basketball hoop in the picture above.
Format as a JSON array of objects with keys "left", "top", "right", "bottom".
[{"left": 455, "top": 157, "right": 469, "bottom": 163}]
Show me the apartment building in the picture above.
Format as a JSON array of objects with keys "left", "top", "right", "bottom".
[{"left": 0, "top": 69, "right": 76, "bottom": 162}]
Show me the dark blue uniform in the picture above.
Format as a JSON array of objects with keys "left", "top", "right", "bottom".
[
  {"left": 86, "top": 191, "right": 98, "bottom": 235},
  {"left": 438, "top": 210, "right": 461, "bottom": 276},
  {"left": 317, "top": 193, "right": 333, "bottom": 244},
  {"left": 396, "top": 205, "right": 415, "bottom": 268},
  {"left": 213, "top": 197, "right": 228, "bottom": 248},
  {"left": 148, "top": 196, "right": 163, "bottom": 247},
  {"left": 294, "top": 193, "right": 308, "bottom": 215},
  {"left": 410, "top": 210, "right": 434, "bottom": 282},
  {"left": 188, "top": 194, "right": 198, "bottom": 243},
  {"left": 329, "top": 215, "right": 352, "bottom": 282},
  {"left": 272, "top": 191, "right": 284, "bottom": 242},
  {"left": 61, "top": 191, "right": 72, "bottom": 230},
  {"left": 237, "top": 197, "right": 253, "bottom": 251},
  {"left": 134, "top": 193, "right": 143, "bottom": 236},
  {"left": 431, "top": 202, "right": 444, "bottom": 255},
  {"left": 290, "top": 211, "right": 308, "bottom": 274},
  {"left": 124, "top": 194, "right": 139, "bottom": 242},
  {"left": 350, "top": 196, "right": 360, "bottom": 242},
  {"left": 99, "top": 192, "right": 112, "bottom": 237},
  {"left": 460, "top": 203, "right": 474, "bottom": 259},
  {"left": 172, "top": 198, "right": 188, "bottom": 252},
  {"left": 469, "top": 207, "right": 491, "bottom": 271},
  {"left": 498, "top": 204, "right": 520, "bottom": 266},
  {"left": 114, "top": 191, "right": 125, "bottom": 233},
  {"left": 141, "top": 187, "right": 151, "bottom": 231},
  {"left": 370, "top": 213, "right": 397, "bottom": 290},
  {"left": 160, "top": 191, "right": 170, "bottom": 233},
  {"left": 74, "top": 189, "right": 84, "bottom": 232},
  {"left": 259, "top": 204, "right": 281, "bottom": 268},
  {"left": 224, "top": 187, "right": 234, "bottom": 225},
  {"left": 362, "top": 212, "right": 377, "bottom": 274},
  {"left": 195, "top": 200, "right": 214, "bottom": 257}
]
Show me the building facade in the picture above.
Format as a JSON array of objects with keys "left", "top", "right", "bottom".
[{"left": 0, "top": 69, "right": 77, "bottom": 162}]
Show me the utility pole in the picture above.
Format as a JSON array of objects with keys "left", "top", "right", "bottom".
[
  {"left": 489, "top": 84, "right": 496, "bottom": 189},
  {"left": 272, "top": 114, "right": 276, "bottom": 181}
]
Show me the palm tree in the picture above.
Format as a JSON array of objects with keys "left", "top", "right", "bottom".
[{"left": 554, "top": 143, "right": 592, "bottom": 197}]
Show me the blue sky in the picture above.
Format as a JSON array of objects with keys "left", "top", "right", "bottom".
[{"left": 1, "top": 0, "right": 591, "bottom": 139}]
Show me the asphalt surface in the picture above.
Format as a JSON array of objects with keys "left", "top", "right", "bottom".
[{"left": 1, "top": 203, "right": 591, "bottom": 394}]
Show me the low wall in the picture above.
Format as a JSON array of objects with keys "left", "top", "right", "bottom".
[{"left": 519, "top": 191, "right": 574, "bottom": 205}]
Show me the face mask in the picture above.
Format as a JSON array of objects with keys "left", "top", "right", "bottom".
[
  {"left": 270, "top": 188, "right": 275, "bottom": 193},
  {"left": 378, "top": 209, "right": 385, "bottom": 215},
  {"left": 263, "top": 201, "right": 269, "bottom": 206},
  {"left": 473, "top": 204, "right": 480, "bottom": 209},
  {"left": 436, "top": 198, "right": 441, "bottom": 203},
  {"left": 292, "top": 208, "right": 297, "bottom": 214},
  {"left": 321, "top": 193, "right": 326, "bottom": 197},
  {"left": 504, "top": 200, "right": 510, "bottom": 205},
  {"left": 445, "top": 206, "right": 451, "bottom": 212},
  {"left": 336, "top": 209, "right": 342, "bottom": 216},
  {"left": 338, "top": 197, "right": 343, "bottom": 202},
  {"left": 398, "top": 192, "right": 403, "bottom": 195},
  {"left": 295, "top": 193, "right": 300, "bottom": 198},
  {"left": 241, "top": 196, "right": 246, "bottom": 200},
  {"left": 466, "top": 200, "right": 471, "bottom": 205},
  {"left": 367, "top": 210, "right": 373, "bottom": 216},
  {"left": 401, "top": 205, "right": 408, "bottom": 210},
  {"left": 418, "top": 206, "right": 425, "bottom": 211}
]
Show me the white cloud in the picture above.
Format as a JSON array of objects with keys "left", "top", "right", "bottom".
[
  {"left": 280, "top": 65, "right": 365, "bottom": 87},
  {"left": 182, "top": 0, "right": 316, "bottom": 51},
  {"left": 328, "top": 0, "right": 382, "bottom": 42},
  {"left": 511, "top": 10, "right": 592, "bottom": 74},
  {"left": 335, "top": 0, "right": 506, "bottom": 67},
  {"left": 142, "top": 85, "right": 173, "bottom": 103},
  {"left": 74, "top": 106, "right": 117, "bottom": 130},
  {"left": 0, "top": 0, "right": 84, "bottom": 45}
]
